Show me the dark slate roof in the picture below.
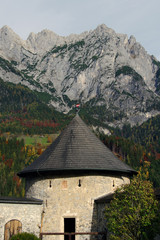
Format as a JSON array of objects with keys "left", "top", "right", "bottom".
[
  {"left": 0, "top": 196, "right": 43, "bottom": 204},
  {"left": 18, "top": 114, "right": 136, "bottom": 177}
]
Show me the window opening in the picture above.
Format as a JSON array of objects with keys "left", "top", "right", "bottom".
[
  {"left": 78, "top": 179, "right": 81, "bottom": 187},
  {"left": 113, "top": 180, "right": 115, "bottom": 187},
  {"left": 49, "top": 180, "right": 52, "bottom": 188}
]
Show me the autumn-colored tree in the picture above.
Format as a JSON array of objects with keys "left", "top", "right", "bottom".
[
  {"left": 47, "top": 135, "right": 52, "bottom": 143},
  {"left": 37, "top": 148, "right": 43, "bottom": 155},
  {"left": 105, "top": 174, "right": 160, "bottom": 240}
]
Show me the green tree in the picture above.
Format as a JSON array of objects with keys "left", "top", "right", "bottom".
[
  {"left": 105, "top": 174, "right": 160, "bottom": 240},
  {"left": 10, "top": 232, "right": 40, "bottom": 240}
]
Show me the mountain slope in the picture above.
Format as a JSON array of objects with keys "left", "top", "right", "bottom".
[
  {"left": 0, "top": 78, "right": 74, "bottom": 134},
  {"left": 0, "top": 24, "right": 160, "bottom": 127}
]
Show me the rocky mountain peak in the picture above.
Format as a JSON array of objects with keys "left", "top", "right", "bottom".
[
  {"left": 1, "top": 25, "right": 17, "bottom": 36},
  {"left": 0, "top": 25, "right": 27, "bottom": 47},
  {"left": 26, "top": 28, "right": 90, "bottom": 55},
  {"left": 26, "top": 29, "right": 65, "bottom": 54},
  {"left": 94, "top": 24, "right": 116, "bottom": 35},
  {"left": 128, "top": 35, "right": 136, "bottom": 45},
  {"left": 0, "top": 25, "right": 32, "bottom": 61},
  {"left": 0, "top": 24, "right": 160, "bottom": 127}
]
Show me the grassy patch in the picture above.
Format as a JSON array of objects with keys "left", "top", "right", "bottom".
[{"left": 18, "top": 134, "right": 59, "bottom": 146}]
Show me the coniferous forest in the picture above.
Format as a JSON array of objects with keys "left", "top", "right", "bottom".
[
  {"left": 0, "top": 79, "right": 160, "bottom": 196},
  {"left": 0, "top": 116, "right": 160, "bottom": 197}
]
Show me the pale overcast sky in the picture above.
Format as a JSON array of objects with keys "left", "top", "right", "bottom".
[{"left": 0, "top": 0, "right": 160, "bottom": 59}]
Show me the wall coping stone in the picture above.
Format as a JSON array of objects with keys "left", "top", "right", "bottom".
[{"left": 0, "top": 196, "right": 43, "bottom": 204}]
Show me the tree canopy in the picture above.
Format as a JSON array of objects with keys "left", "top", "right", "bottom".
[
  {"left": 105, "top": 174, "right": 160, "bottom": 240},
  {"left": 10, "top": 232, "right": 40, "bottom": 240}
]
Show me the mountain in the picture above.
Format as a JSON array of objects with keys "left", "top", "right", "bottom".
[
  {"left": 0, "top": 78, "right": 73, "bottom": 134},
  {"left": 0, "top": 24, "right": 160, "bottom": 128}
]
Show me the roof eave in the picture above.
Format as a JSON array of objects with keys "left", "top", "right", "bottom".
[{"left": 18, "top": 168, "right": 137, "bottom": 178}]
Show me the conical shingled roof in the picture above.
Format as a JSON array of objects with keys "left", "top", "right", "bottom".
[{"left": 18, "top": 114, "right": 136, "bottom": 177}]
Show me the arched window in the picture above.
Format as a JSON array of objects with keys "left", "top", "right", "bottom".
[{"left": 4, "top": 219, "right": 22, "bottom": 240}]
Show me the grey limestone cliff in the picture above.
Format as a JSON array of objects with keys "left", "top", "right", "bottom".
[{"left": 0, "top": 24, "right": 160, "bottom": 127}]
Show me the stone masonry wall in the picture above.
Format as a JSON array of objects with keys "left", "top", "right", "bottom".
[
  {"left": 0, "top": 202, "right": 43, "bottom": 239},
  {"left": 25, "top": 174, "right": 130, "bottom": 240}
]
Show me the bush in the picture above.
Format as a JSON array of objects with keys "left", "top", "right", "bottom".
[{"left": 10, "top": 232, "right": 40, "bottom": 240}]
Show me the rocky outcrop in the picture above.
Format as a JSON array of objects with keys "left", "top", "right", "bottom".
[{"left": 0, "top": 24, "right": 160, "bottom": 127}]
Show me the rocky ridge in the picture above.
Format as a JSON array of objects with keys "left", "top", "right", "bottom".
[{"left": 0, "top": 24, "right": 160, "bottom": 127}]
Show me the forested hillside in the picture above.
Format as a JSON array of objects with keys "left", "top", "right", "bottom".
[
  {"left": 0, "top": 137, "right": 28, "bottom": 196},
  {"left": 1, "top": 114, "right": 160, "bottom": 197},
  {"left": 0, "top": 78, "right": 160, "bottom": 196},
  {"left": 130, "top": 115, "right": 160, "bottom": 152},
  {"left": 0, "top": 80, "right": 74, "bottom": 197},
  {"left": 100, "top": 134, "right": 160, "bottom": 188},
  {"left": 0, "top": 78, "right": 72, "bottom": 134},
  {"left": 103, "top": 115, "right": 160, "bottom": 188},
  {"left": 0, "top": 134, "right": 61, "bottom": 196}
]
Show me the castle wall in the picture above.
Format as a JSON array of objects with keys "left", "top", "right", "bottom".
[
  {"left": 25, "top": 174, "right": 130, "bottom": 240},
  {"left": 0, "top": 202, "right": 42, "bottom": 239}
]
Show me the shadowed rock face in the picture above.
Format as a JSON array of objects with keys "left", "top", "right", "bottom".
[{"left": 0, "top": 24, "right": 160, "bottom": 127}]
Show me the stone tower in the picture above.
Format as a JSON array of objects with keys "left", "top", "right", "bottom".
[{"left": 18, "top": 114, "right": 136, "bottom": 240}]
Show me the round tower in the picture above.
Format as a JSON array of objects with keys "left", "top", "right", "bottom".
[{"left": 18, "top": 114, "right": 136, "bottom": 240}]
